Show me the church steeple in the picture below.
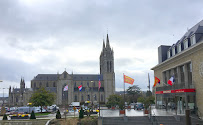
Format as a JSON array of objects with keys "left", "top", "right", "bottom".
[
  {"left": 106, "top": 34, "right": 110, "bottom": 49},
  {"left": 100, "top": 34, "right": 114, "bottom": 74},
  {"left": 103, "top": 39, "right": 105, "bottom": 51}
]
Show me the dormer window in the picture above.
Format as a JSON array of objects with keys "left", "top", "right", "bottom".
[
  {"left": 191, "top": 34, "right": 196, "bottom": 45},
  {"left": 167, "top": 50, "right": 171, "bottom": 58},
  {"left": 184, "top": 39, "right": 188, "bottom": 49},
  {"left": 177, "top": 43, "right": 181, "bottom": 53},
  {"left": 172, "top": 47, "right": 175, "bottom": 56}
]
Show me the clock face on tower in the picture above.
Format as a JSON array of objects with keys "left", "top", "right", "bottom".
[{"left": 199, "top": 62, "right": 203, "bottom": 78}]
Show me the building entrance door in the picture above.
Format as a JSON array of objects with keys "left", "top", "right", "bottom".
[{"left": 177, "top": 96, "right": 185, "bottom": 114}]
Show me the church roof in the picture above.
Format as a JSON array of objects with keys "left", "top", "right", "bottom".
[
  {"left": 73, "top": 74, "right": 103, "bottom": 81},
  {"left": 32, "top": 74, "right": 103, "bottom": 81},
  {"left": 32, "top": 74, "right": 58, "bottom": 81}
]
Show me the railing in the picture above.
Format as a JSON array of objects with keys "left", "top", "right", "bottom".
[{"left": 156, "top": 83, "right": 195, "bottom": 91}]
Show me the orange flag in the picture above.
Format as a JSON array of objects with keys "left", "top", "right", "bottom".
[
  {"left": 154, "top": 77, "right": 160, "bottom": 87},
  {"left": 124, "top": 75, "right": 134, "bottom": 85}
]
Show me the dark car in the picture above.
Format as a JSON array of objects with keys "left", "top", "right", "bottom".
[{"left": 136, "top": 103, "right": 144, "bottom": 110}]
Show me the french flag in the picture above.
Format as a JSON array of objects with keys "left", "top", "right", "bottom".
[
  {"left": 78, "top": 85, "right": 82, "bottom": 91},
  {"left": 168, "top": 76, "right": 175, "bottom": 86}
]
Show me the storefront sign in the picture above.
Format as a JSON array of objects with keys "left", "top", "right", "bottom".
[{"left": 156, "top": 89, "right": 195, "bottom": 94}]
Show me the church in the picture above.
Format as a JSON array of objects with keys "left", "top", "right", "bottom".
[{"left": 30, "top": 34, "right": 115, "bottom": 106}]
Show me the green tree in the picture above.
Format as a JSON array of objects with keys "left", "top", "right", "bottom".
[
  {"left": 30, "top": 87, "right": 55, "bottom": 113},
  {"left": 30, "top": 110, "right": 36, "bottom": 119},
  {"left": 3, "top": 114, "right": 7, "bottom": 120},
  {"left": 126, "top": 85, "right": 141, "bottom": 103},
  {"left": 79, "top": 107, "right": 84, "bottom": 119},
  {"left": 106, "top": 94, "right": 123, "bottom": 109},
  {"left": 137, "top": 97, "right": 145, "bottom": 103}
]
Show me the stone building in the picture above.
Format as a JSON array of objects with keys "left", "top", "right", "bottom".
[
  {"left": 151, "top": 20, "right": 203, "bottom": 116},
  {"left": 31, "top": 34, "right": 115, "bottom": 106},
  {"left": 8, "top": 78, "right": 33, "bottom": 106}
]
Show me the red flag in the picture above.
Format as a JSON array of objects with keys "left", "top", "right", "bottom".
[{"left": 98, "top": 79, "right": 101, "bottom": 90}]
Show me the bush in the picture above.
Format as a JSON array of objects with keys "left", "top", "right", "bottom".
[
  {"left": 30, "top": 110, "right": 36, "bottom": 119},
  {"left": 56, "top": 109, "right": 61, "bottom": 119},
  {"left": 79, "top": 107, "right": 84, "bottom": 119},
  {"left": 3, "top": 114, "right": 7, "bottom": 120}
]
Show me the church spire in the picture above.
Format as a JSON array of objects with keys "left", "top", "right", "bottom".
[
  {"left": 106, "top": 34, "right": 110, "bottom": 49},
  {"left": 103, "top": 39, "right": 105, "bottom": 50}
]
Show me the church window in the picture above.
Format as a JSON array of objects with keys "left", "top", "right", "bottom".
[
  {"left": 110, "top": 61, "right": 112, "bottom": 72},
  {"left": 81, "top": 95, "right": 84, "bottom": 101},
  {"left": 53, "top": 82, "right": 56, "bottom": 87},
  {"left": 107, "top": 61, "right": 109, "bottom": 72},
  {"left": 94, "top": 94, "right": 97, "bottom": 101},
  {"left": 46, "top": 82, "right": 49, "bottom": 87},
  {"left": 101, "top": 94, "right": 103, "bottom": 102},
  {"left": 64, "top": 73, "right": 67, "bottom": 78},
  {"left": 87, "top": 95, "right": 90, "bottom": 101},
  {"left": 75, "top": 95, "right": 77, "bottom": 101}
]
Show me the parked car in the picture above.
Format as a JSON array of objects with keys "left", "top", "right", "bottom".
[{"left": 136, "top": 103, "right": 144, "bottom": 110}]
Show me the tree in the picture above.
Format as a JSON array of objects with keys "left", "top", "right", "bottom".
[
  {"left": 106, "top": 94, "right": 123, "bottom": 109},
  {"left": 79, "top": 107, "right": 84, "bottom": 119},
  {"left": 3, "top": 114, "right": 7, "bottom": 120},
  {"left": 30, "top": 87, "right": 55, "bottom": 113},
  {"left": 30, "top": 110, "right": 36, "bottom": 119},
  {"left": 126, "top": 85, "right": 141, "bottom": 103},
  {"left": 56, "top": 110, "right": 61, "bottom": 119}
]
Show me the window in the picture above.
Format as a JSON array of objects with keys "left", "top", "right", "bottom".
[
  {"left": 64, "top": 73, "right": 67, "bottom": 78},
  {"left": 46, "top": 82, "right": 49, "bottom": 87},
  {"left": 101, "top": 94, "right": 103, "bottom": 102},
  {"left": 81, "top": 82, "right": 83, "bottom": 86},
  {"left": 167, "top": 50, "right": 170, "bottom": 58},
  {"left": 184, "top": 39, "right": 188, "bottom": 49},
  {"left": 34, "top": 82, "right": 36, "bottom": 88},
  {"left": 74, "top": 82, "right": 76, "bottom": 87},
  {"left": 87, "top": 82, "right": 89, "bottom": 87},
  {"left": 94, "top": 94, "right": 97, "bottom": 101},
  {"left": 81, "top": 95, "right": 84, "bottom": 101},
  {"left": 87, "top": 95, "right": 90, "bottom": 101},
  {"left": 39, "top": 82, "right": 42, "bottom": 87},
  {"left": 172, "top": 47, "right": 175, "bottom": 56},
  {"left": 93, "top": 82, "right": 95, "bottom": 87},
  {"left": 53, "top": 82, "right": 56, "bottom": 87},
  {"left": 191, "top": 35, "right": 196, "bottom": 45},
  {"left": 177, "top": 43, "right": 181, "bottom": 53},
  {"left": 75, "top": 95, "right": 77, "bottom": 101}
]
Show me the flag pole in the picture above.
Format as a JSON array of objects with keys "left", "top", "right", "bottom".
[
  {"left": 99, "top": 74, "right": 101, "bottom": 117},
  {"left": 123, "top": 73, "right": 125, "bottom": 116}
]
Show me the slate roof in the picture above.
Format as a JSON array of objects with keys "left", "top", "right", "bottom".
[
  {"left": 169, "top": 20, "right": 203, "bottom": 50},
  {"left": 73, "top": 74, "right": 103, "bottom": 81},
  {"left": 32, "top": 74, "right": 58, "bottom": 81},
  {"left": 32, "top": 74, "right": 103, "bottom": 81},
  {"left": 12, "top": 88, "right": 33, "bottom": 93}
]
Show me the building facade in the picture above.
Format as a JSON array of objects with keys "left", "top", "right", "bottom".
[
  {"left": 151, "top": 20, "right": 203, "bottom": 116},
  {"left": 8, "top": 78, "right": 33, "bottom": 107},
  {"left": 31, "top": 34, "right": 115, "bottom": 106}
]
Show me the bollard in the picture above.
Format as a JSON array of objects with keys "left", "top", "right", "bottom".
[{"left": 185, "top": 109, "right": 191, "bottom": 125}]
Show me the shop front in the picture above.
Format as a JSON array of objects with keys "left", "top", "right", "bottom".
[{"left": 156, "top": 88, "right": 196, "bottom": 114}]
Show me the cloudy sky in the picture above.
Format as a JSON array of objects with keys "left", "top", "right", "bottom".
[{"left": 0, "top": 0, "right": 203, "bottom": 96}]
